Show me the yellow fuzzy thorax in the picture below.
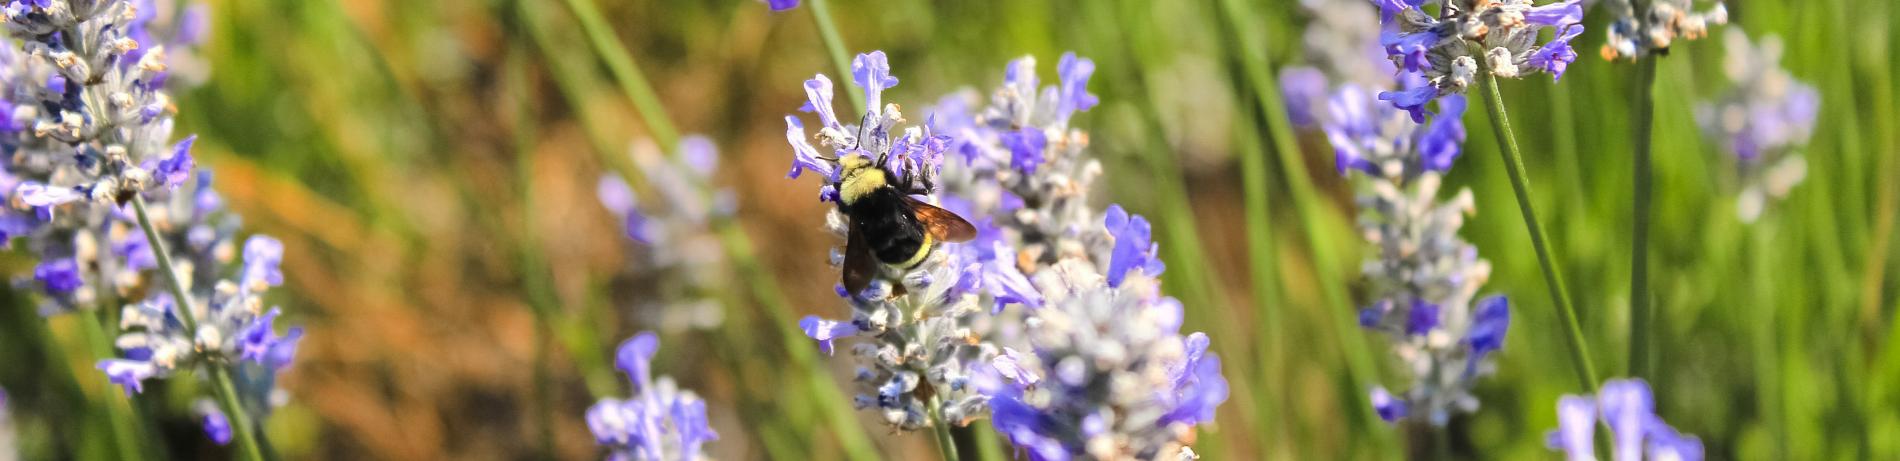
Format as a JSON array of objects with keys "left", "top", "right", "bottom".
[{"left": 838, "top": 155, "right": 886, "bottom": 205}]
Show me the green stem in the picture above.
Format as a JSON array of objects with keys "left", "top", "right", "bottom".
[
  {"left": 1211, "top": 0, "right": 1387, "bottom": 445},
  {"left": 1749, "top": 223, "right": 1786, "bottom": 460},
  {"left": 1629, "top": 57, "right": 1657, "bottom": 380},
  {"left": 129, "top": 196, "right": 266, "bottom": 461},
  {"left": 930, "top": 397, "right": 961, "bottom": 461},
  {"left": 532, "top": 2, "right": 880, "bottom": 458},
  {"left": 504, "top": 43, "right": 561, "bottom": 461},
  {"left": 76, "top": 310, "right": 149, "bottom": 461},
  {"left": 1473, "top": 64, "right": 1600, "bottom": 392},
  {"left": 558, "top": 0, "right": 680, "bottom": 150},
  {"left": 807, "top": 0, "right": 865, "bottom": 113}
]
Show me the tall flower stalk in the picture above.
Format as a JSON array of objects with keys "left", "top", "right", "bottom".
[
  {"left": 1285, "top": 2, "right": 1517, "bottom": 429},
  {"left": 1, "top": 1, "right": 299, "bottom": 459},
  {"left": 538, "top": 0, "right": 882, "bottom": 457},
  {"left": 1598, "top": 0, "right": 1728, "bottom": 380},
  {"left": 1376, "top": 0, "right": 1601, "bottom": 392}
]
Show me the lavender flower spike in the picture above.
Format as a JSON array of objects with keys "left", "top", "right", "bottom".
[
  {"left": 586, "top": 332, "right": 718, "bottom": 461},
  {"left": 1695, "top": 29, "right": 1817, "bottom": 223},
  {"left": 983, "top": 268, "right": 1226, "bottom": 460}
]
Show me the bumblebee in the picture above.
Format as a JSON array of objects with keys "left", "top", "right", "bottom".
[{"left": 834, "top": 154, "right": 975, "bottom": 295}]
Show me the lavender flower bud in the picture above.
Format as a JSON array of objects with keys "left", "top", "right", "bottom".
[{"left": 1599, "top": 0, "right": 1727, "bottom": 60}]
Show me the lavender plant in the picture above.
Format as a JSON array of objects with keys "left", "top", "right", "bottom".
[
  {"left": 788, "top": 51, "right": 998, "bottom": 432},
  {"left": 931, "top": 54, "right": 1228, "bottom": 459},
  {"left": 790, "top": 52, "right": 1229, "bottom": 458},
  {"left": 1284, "top": 9, "right": 1513, "bottom": 425},
  {"left": 1374, "top": 0, "right": 1601, "bottom": 394},
  {"left": 1598, "top": 0, "right": 1727, "bottom": 61},
  {"left": 2, "top": 0, "right": 209, "bottom": 314},
  {"left": 1377, "top": 0, "right": 1585, "bottom": 119},
  {"left": 1547, "top": 379, "right": 1704, "bottom": 461},
  {"left": 597, "top": 136, "right": 734, "bottom": 332},
  {"left": 2, "top": 0, "right": 299, "bottom": 457},
  {"left": 1695, "top": 29, "right": 1818, "bottom": 223},
  {"left": 585, "top": 332, "right": 718, "bottom": 461}
]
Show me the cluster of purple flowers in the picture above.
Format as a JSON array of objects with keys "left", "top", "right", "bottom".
[
  {"left": 787, "top": 51, "right": 998, "bottom": 431},
  {"left": 1695, "top": 30, "right": 1818, "bottom": 223},
  {"left": 785, "top": 51, "right": 1228, "bottom": 456},
  {"left": 1598, "top": 0, "right": 1727, "bottom": 60},
  {"left": 3, "top": 0, "right": 300, "bottom": 446},
  {"left": 98, "top": 235, "right": 302, "bottom": 439},
  {"left": 938, "top": 55, "right": 1221, "bottom": 461},
  {"left": 597, "top": 136, "right": 734, "bottom": 332},
  {"left": 1548, "top": 379, "right": 1703, "bottom": 461},
  {"left": 1376, "top": 0, "right": 1585, "bottom": 119},
  {"left": 1285, "top": 2, "right": 1511, "bottom": 426},
  {"left": 585, "top": 332, "right": 718, "bottom": 461}
]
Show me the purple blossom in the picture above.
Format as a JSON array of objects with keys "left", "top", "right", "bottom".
[
  {"left": 1370, "top": 386, "right": 1408, "bottom": 422},
  {"left": 614, "top": 332, "right": 661, "bottom": 390},
  {"left": 1279, "top": 66, "right": 1329, "bottom": 126},
  {"left": 1547, "top": 379, "right": 1704, "bottom": 461},
  {"left": 1103, "top": 204, "right": 1164, "bottom": 287},
  {"left": 765, "top": 0, "right": 798, "bottom": 11},
  {"left": 237, "top": 308, "right": 302, "bottom": 369},
  {"left": 1404, "top": 300, "right": 1440, "bottom": 335},
  {"left": 1378, "top": 85, "right": 1439, "bottom": 124},
  {"left": 200, "top": 406, "right": 233, "bottom": 446},
  {"left": 1054, "top": 53, "right": 1099, "bottom": 120},
  {"left": 239, "top": 235, "right": 285, "bottom": 288},
  {"left": 851, "top": 51, "right": 899, "bottom": 111},
  {"left": 1464, "top": 295, "right": 1510, "bottom": 356},
  {"left": 97, "top": 360, "right": 157, "bottom": 395},
  {"left": 1418, "top": 94, "right": 1468, "bottom": 171},
  {"left": 1528, "top": 25, "right": 1584, "bottom": 81},
  {"left": 156, "top": 135, "right": 197, "bottom": 190},
  {"left": 798, "top": 315, "right": 859, "bottom": 356},
  {"left": 1524, "top": 0, "right": 1584, "bottom": 28},
  {"left": 1002, "top": 127, "right": 1047, "bottom": 173},
  {"left": 1550, "top": 395, "right": 1596, "bottom": 459},
  {"left": 16, "top": 183, "right": 82, "bottom": 208},
  {"left": 587, "top": 332, "right": 718, "bottom": 460},
  {"left": 32, "top": 258, "right": 83, "bottom": 295},
  {"left": 784, "top": 116, "right": 838, "bottom": 182},
  {"left": 1381, "top": 29, "right": 1441, "bottom": 74},
  {"left": 800, "top": 74, "right": 844, "bottom": 133}
]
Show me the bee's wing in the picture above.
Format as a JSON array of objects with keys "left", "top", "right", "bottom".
[
  {"left": 905, "top": 197, "right": 977, "bottom": 243},
  {"left": 842, "top": 223, "right": 876, "bottom": 295}
]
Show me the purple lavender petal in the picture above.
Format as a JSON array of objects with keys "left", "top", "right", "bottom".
[
  {"left": 615, "top": 332, "right": 661, "bottom": 390},
  {"left": 1370, "top": 386, "right": 1407, "bottom": 422},
  {"left": 850, "top": 51, "right": 899, "bottom": 110},
  {"left": 798, "top": 315, "right": 858, "bottom": 356}
]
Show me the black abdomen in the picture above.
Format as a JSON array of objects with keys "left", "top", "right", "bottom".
[{"left": 843, "top": 187, "right": 928, "bottom": 265}]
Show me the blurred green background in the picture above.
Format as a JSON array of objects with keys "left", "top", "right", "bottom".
[{"left": 1, "top": 0, "right": 1895, "bottom": 459}]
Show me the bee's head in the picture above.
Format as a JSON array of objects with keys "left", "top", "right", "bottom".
[{"left": 837, "top": 153, "right": 886, "bottom": 205}]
